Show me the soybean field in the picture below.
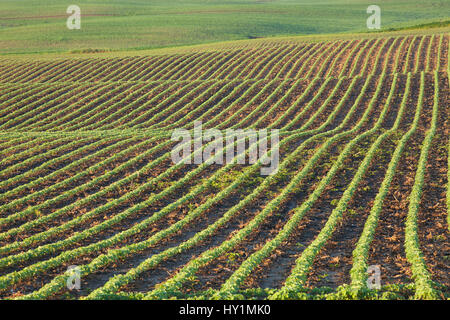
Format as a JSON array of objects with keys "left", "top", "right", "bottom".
[{"left": 0, "top": 30, "right": 448, "bottom": 300}]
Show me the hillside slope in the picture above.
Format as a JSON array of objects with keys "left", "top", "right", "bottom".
[{"left": 0, "top": 31, "right": 448, "bottom": 300}]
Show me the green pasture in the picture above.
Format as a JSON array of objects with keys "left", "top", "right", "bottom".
[{"left": 0, "top": 0, "right": 449, "bottom": 54}]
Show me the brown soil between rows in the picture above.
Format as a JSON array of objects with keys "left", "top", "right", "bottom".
[
  {"left": 54, "top": 74, "right": 370, "bottom": 297},
  {"left": 416, "top": 74, "right": 449, "bottom": 293},
  {"left": 169, "top": 74, "right": 384, "bottom": 294},
  {"left": 243, "top": 74, "right": 397, "bottom": 290},
  {"left": 366, "top": 72, "right": 435, "bottom": 286},
  {"left": 304, "top": 74, "right": 408, "bottom": 289}
]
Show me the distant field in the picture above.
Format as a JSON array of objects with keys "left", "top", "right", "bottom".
[
  {"left": 0, "top": 30, "right": 448, "bottom": 300},
  {"left": 0, "top": 0, "right": 449, "bottom": 54}
]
